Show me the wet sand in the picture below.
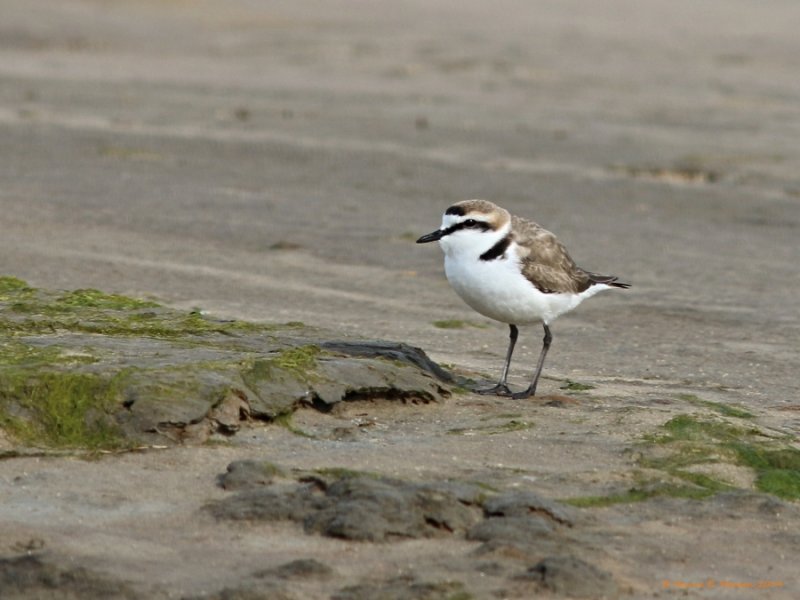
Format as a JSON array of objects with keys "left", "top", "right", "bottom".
[{"left": 1, "top": 1, "right": 799, "bottom": 598}]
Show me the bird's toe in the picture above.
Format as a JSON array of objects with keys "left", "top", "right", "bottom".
[{"left": 474, "top": 383, "right": 513, "bottom": 397}]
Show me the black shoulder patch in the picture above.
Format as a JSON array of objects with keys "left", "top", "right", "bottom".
[
  {"left": 445, "top": 205, "right": 465, "bottom": 216},
  {"left": 480, "top": 235, "right": 512, "bottom": 261}
]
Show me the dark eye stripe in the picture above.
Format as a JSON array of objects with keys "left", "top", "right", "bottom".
[{"left": 440, "top": 219, "right": 491, "bottom": 238}]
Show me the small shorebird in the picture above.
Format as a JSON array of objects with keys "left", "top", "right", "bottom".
[{"left": 417, "top": 199, "right": 630, "bottom": 399}]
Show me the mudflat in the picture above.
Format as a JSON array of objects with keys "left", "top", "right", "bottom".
[{"left": 1, "top": 1, "right": 799, "bottom": 598}]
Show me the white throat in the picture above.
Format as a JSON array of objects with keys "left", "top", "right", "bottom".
[{"left": 438, "top": 218, "right": 511, "bottom": 260}]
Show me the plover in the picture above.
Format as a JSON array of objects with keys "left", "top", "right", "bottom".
[{"left": 417, "top": 199, "right": 630, "bottom": 399}]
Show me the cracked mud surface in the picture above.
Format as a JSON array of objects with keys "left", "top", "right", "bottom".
[{"left": 1, "top": 1, "right": 799, "bottom": 598}]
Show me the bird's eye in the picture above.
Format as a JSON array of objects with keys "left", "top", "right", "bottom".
[{"left": 464, "top": 219, "right": 477, "bottom": 227}]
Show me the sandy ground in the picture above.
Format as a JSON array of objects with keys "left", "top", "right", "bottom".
[{"left": 1, "top": 1, "right": 799, "bottom": 598}]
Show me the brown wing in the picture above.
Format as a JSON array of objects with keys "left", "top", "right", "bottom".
[{"left": 512, "top": 216, "right": 593, "bottom": 294}]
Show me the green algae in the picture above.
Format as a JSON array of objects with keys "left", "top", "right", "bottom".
[
  {"left": 671, "top": 470, "right": 736, "bottom": 493},
  {"left": 432, "top": 319, "right": 487, "bottom": 330},
  {"left": 559, "top": 379, "right": 595, "bottom": 391},
  {"left": 272, "top": 412, "right": 315, "bottom": 438},
  {"left": 433, "top": 319, "right": 467, "bottom": 329},
  {"left": 0, "top": 276, "right": 33, "bottom": 300},
  {"left": 56, "top": 289, "right": 160, "bottom": 311},
  {"left": 245, "top": 460, "right": 286, "bottom": 478},
  {"left": 0, "top": 277, "right": 271, "bottom": 339},
  {"left": 563, "top": 484, "right": 717, "bottom": 508},
  {"left": 727, "top": 442, "right": 800, "bottom": 499},
  {"left": 0, "top": 371, "right": 125, "bottom": 450},
  {"left": 447, "top": 419, "right": 533, "bottom": 436},
  {"left": 678, "top": 393, "right": 754, "bottom": 419},
  {"left": 311, "top": 467, "right": 384, "bottom": 480},
  {"left": 755, "top": 469, "right": 800, "bottom": 499},
  {"left": 0, "top": 334, "right": 126, "bottom": 449},
  {"left": 652, "top": 414, "right": 760, "bottom": 444},
  {"left": 481, "top": 412, "right": 523, "bottom": 421},
  {"left": 1, "top": 339, "right": 65, "bottom": 367},
  {"left": 0, "top": 277, "right": 320, "bottom": 449},
  {"left": 642, "top": 415, "right": 800, "bottom": 499},
  {"left": 568, "top": 414, "right": 800, "bottom": 507},
  {"left": 3, "top": 305, "right": 261, "bottom": 339},
  {"left": 1, "top": 277, "right": 451, "bottom": 449},
  {"left": 270, "top": 345, "right": 321, "bottom": 373},
  {"left": 242, "top": 346, "right": 323, "bottom": 399},
  {"left": 563, "top": 460, "right": 738, "bottom": 508}
]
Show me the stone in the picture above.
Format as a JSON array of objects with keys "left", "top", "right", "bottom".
[
  {"left": 210, "top": 474, "right": 479, "bottom": 542},
  {"left": 0, "top": 281, "right": 453, "bottom": 448},
  {"left": 254, "top": 558, "right": 333, "bottom": 580},
  {"left": 521, "top": 555, "right": 618, "bottom": 599},
  {"left": 483, "top": 490, "right": 576, "bottom": 525},
  {"left": 466, "top": 515, "right": 553, "bottom": 543},
  {"left": 0, "top": 554, "right": 138, "bottom": 600},
  {"left": 183, "top": 583, "right": 296, "bottom": 600},
  {"left": 303, "top": 477, "right": 479, "bottom": 541},
  {"left": 332, "top": 575, "right": 468, "bottom": 600},
  {"left": 206, "top": 483, "right": 324, "bottom": 523},
  {"left": 414, "top": 480, "right": 490, "bottom": 506},
  {"left": 320, "top": 341, "right": 456, "bottom": 383},
  {"left": 218, "top": 460, "right": 286, "bottom": 491}
]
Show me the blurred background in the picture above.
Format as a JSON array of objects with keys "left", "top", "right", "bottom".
[{"left": 1, "top": 0, "right": 798, "bottom": 394}]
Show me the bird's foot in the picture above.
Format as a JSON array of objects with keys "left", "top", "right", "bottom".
[
  {"left": 511, "top": 388, "right": 537, "bottom": 400},
  {"left": 474, "top": 383, "right": 513, "bottom": 397}
]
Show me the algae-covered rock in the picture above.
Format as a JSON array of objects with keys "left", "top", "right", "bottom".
[
  {"left": 466, "top": 515, "right": 554, "bottom": 543},
  {"left": 254, "top": 558, "right": 334, "bottom": 581},
  {"left": 520, "top": 555, "right": 618, "bottom": 599},
  {"left": 218, "top": 460, "right": 287, "bottom": 490},
  {"left": 0, "top": 554, "right": 139, "bottom": 600},
  {"left": 208, "top": 472, "right": 481, "bottom": 542},
  {"left": 0, "top": 277, "right": 451, "bottom": 449},
  {"left": 332, "top": 576, "right": 469, "bottom": 600}
]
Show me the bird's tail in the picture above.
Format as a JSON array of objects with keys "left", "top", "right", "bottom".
[{"left": 588, "top": 272, "right": 631, "bottom": 289}]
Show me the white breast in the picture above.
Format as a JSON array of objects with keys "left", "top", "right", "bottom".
[{"left": 443, "top": 246, "right": 608, "bottom": 325}]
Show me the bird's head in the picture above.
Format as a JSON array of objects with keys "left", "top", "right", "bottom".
[{"left": 416, "top": 199, "right": 511, "bottom": 257}]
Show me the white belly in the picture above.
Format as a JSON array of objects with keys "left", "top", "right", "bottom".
[{"left": 444, "top": 255, "right": 607, "bottom": 325}]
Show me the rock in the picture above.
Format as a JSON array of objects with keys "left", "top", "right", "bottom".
[
  {"left": 0, "top": 280, "right": 453, "bottom": 448},
  {"left": 645, "top": 491, "right": 800, "bottom": 521},
  {"left": 466, "top": 515, "right": 553, "bottom": 543},
  {"left": 328, "top": 426, "right": 360, "bottom": 441},
  {"left": 308, "top": 357, "right": 441, "bottom": 408},
  {"left": 483, "top": 490, "right": 576, "bottom": 526},
  {"left": 183, "top": 583, "right": 296, "bottom": 600},
  {"left": 0, "top": 554, "right": 139, "bottom": 600},
  {"left": 206, "top": 483, "right": 325, "bottom": 522},
  {"left": 304, "top": 500, "right": 413, "bottom": 542},
  {"left": 304, "top": 477, "right": 479, "bottom": 541},
  {"left": 209, "top": 474, "right": 480, "bottom": 542},
  {"left": 320, "top": 341, "right": 456, "bottom": 383},
  {"left": 701, "top": 491, "right": 796, "bottom": 518},
  {"left": 218, "top": 460, "right": 286, "bottom": 490},
  {"left": 254, "top": 558, "right": 333, "bottom": 580},
  {"left": 414, "top": 480, "right": 491, "bottom": 506},
  {"left": 521, "top": 555, "right": 618, "bottom": 599},
  {"left": 332, "top": 575, "right": 468, "bottom": 600}
]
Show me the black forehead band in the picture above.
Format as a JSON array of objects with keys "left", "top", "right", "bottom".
[{"left": 445, "top": 205, "right": 466, "bottom": 216}]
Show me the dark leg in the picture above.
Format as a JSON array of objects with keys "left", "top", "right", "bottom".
[
  {"left": 512, "top": 323, "right": 552, "bottom": 399},
  {"left": 475, "top": 324, "right": 518, "bottom": 396}
]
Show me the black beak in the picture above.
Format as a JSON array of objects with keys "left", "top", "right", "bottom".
[{"left": 416, "top": 229, "right": 444, "bottom": 243}]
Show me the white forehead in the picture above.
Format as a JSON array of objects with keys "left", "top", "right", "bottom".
[{"left": 441, "top": 213, "right": 464, "bottom": 228}]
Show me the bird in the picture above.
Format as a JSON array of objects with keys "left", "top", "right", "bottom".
[{"left": 416, "top": 199, "right": 630, "bottom": 399}]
